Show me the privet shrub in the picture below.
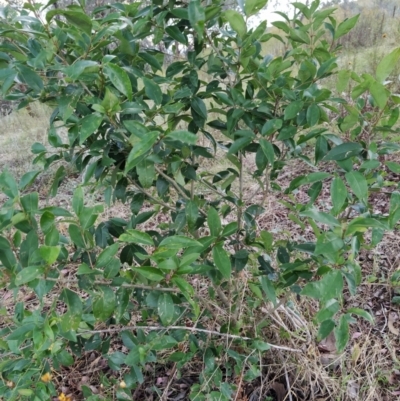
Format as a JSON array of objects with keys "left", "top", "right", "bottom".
[{"left": 0, "top": 0, "right": 400, "bottom": 399}]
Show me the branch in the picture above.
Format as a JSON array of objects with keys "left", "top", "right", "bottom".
[
  {"left": 43, "top": 277, "right": 178, "bottom": 292},
  {"left": 77, "top": 325, "right": 302, "bottom": 352}
]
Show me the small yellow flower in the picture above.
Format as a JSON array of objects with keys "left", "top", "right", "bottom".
[
  {"left": 41, "top": 372, "right": 52, "bottom": 383},
  {"left": 6, "top": 381, "right": 14, "bottom": 388},
  {"left": 58, "top": 393, "right": 72, "bottom": 401},
  {"left": 382, "top": 33, "right": 387, "bottom": 38},
  {"left": 119, "top": 380, "right": 127, "bottom": 389}
]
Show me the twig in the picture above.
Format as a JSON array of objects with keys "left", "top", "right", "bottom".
[
  {"left": 43, "top": 277, "right": 178, "bottom": 292},
  {"left": 77, "top": 325, "right": 302, "bottom": 352},
  {"left": 155, "top": 166, "right": 190, "bottom": 201},
  {"left": 283, "top": 360, "right": 293, "bottom": 401}
]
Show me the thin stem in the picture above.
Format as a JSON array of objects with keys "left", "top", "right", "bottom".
[
  {"left": 155, "top": 166, "right": 189, "bottom": 200},
  {"left": 43, "top": 277, "right": 178, "bottom": 292},
  {"left": 77, "top": 325, "right": 302, "bottom": 352}
]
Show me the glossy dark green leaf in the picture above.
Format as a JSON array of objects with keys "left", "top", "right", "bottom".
[
  {"left": 331, "top": 177, "right": 347, "bottom": 214},
  {"left": 158, "top": 293, "right": 175, "bottom": 325},
  {"left": 334, "top": 314, "right": 349, "bottom": 352},
  {"left": 96, "top": 243, "right": 119, "bottom": 268},
  {"left": 207, "top": 207, "right": 221, "bottom": 237},
  {"left": 15, "top": 266, "right": 44, "bottom": 285},
  {"left": 212, "top": 243, "right": 231, "bottom": 279},
  {"left": 60, "top": 288, "right": 83, "bottom": 330},
  {"left": 345, "top": 171, "right": 368, "bottom": 203},
  {"left": 93, "top": 287, "right": 116, "bottom": 321},
  {"left": 306, "top": 104, "right": 320, "bottom": 127},
  {"left": 19, "top": 170, "right": 40, "bottom": 190},
  {"left": 323, "top": 142, "right": 363, "bottom": 161},
  {"left": 166, "top": 130, "right": 197, "bottom": 145},
  {"left": 72, "top": 187, "right": 84, "bottom": 216},
  {"left": 125, "top": 131, "right": 158, "bottom": 172},
  {"left": 159, "top": 236, "right": 202, "bottom": 249},
  {"left": 284, "top": 100, "right": 303, "bottom": 120},
  {"left": 119, "top": 229, "right": 154, "bottom": 246},
  {"left": 143, "top": 77, "right": 162, "bottom": 105},
  {"left": 104, "top": 63, "right": 133, "bottom": 101},
  {"left": 137, "top": 159, "right": 155, "bottom": 188},
  {"left": 260, "top": 276, "right": 277, "bottom": 307}
]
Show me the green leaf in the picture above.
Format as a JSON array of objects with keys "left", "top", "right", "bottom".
[
  {"left": 301, "top": 270, "right": 343, "bottom": 303},
  {"left": 21, "top": 192, "right": 38, "bottom": 213},
  {"left": 60, "top": 288, "right": 83, "bottom": 330},
  {"left": 386, "top": 162, "right": 400, "bottom": 174},
  {"left": 224, "top": 10, "right": 247, "bottom": 38},
  {"left": 104, "top": 63, "right": 133, "bottom": 101},
  {"left": 19, "top": 170, "right": 40, "bottom": 190},
  {"left": 80, "top": 114, "right": 103, "bottom": 144},
  {"left": 93, "top": 287, "right": 116, "bottom": 321},
  {"left": 68, "top": 224, "right": 87, "bottom": 249},
  {"left": 345, "top": 171, "right": 368, "bottom": 203},
  {"left": 284, "top": 100, "right": 303, "bottom": 120},
  {"left": 331, "top": 177, "right": 347, "bottom": 214},
  {"left": 334, "top": 314, "right": 349, "bottom": 352},
  {"left": 287, "top": 172, "right": 330, "bottom": 192},
  {"left": 96, "top": 243, "right": 119, "bottom": 268},
  {"left": 207, "top": 207, "right": 221, "bottom": 237},
  {"left": 17, "top": 65, "right": 43, "bottom": 92},
  {"left": 336, "top": 69, "right": 351, "bottom": 93},
  {"left": 191, "top": 97, "right": 207, "bottom": 120},
  {"left": 345, "top": 217, "right": 388, "bottom": 236},
  {"left": 261, "top": 119, "right": 282, "bottom": 136},
  {"left": 158, "top": 293, "right": 175, "bottom": 325},
  {"left": 72, "top": 187, "right": 84, "bottom": 216},
  {"left": 0, "top": 170, "right": 18, "bottom": 198},
  {"left": 47, "top": 9, "right": 92, "bottom": 35},
  {"left": 317, "top": 319, "right": 335, "bottom": 341},
  {"left": 259, "top": 139, "right": 275, "bottom": 164},
  {"left": 138, "top": 52, "right": 162, "bottom": 71},
  {"left": 212, "top": 243, "right": 231, "bottom": 279},
  {"left": 39, "top": 245, "right": 60, "bottom": 265},
  {"left": 306, "top": 104, "right": 320, "bottom": 127},
  {"left": 228, "top": 135, "right": 254, "bottom": 155},
  {"left": 188, "top": 0, "right": 205, "bottom": 41},
  {"left": 159, "top": 236, "right": 202, "bottom": 249},
  {"left": 133, "top": 266, "right": 164, "bottom": 281},
  {"left": 15, "top": 266, "right": 44, "bottom": 285},
  {"left": 244, "top": 0, "right": 268, "bottom": 17},
  {"left": 346, "top": 308, "right": 374, "bottom": 324},
  {"left": 64, "top": 60, "right": 98, "bottom": 80},
  {"left": 166, "top": 130, "right": 197, "bottom": 145},
  {"left": 300, "top": 209, "right": 340, "bottom": 228},
  {"left": 119, "top": 229, "right": 154, "bottom": 246},
  {"left": 315, "top": 232, "right": 344, "bottom": 256},
  {"left": 137, "top": 159, "right": 155, "bottom": 188},
  {"left": 125, "top": 131, "right": 158, "bottom": 172},
  {"left": 323, "top": 142, "right": 363, "bottom": 161},
  {"left": 143, "top": 77, "right": 162, "bottom": 105},
  {"left": 166, "top": 26, "right": 187, "bottom": 45},
  {"left": 370, "top": 81, "right": 388, "bottom": 109},
  {"left": 334, "top": 15, "right": 359, "bottom": 40},
  {"left": 376, "top": 48, "right": 400, "bottom": 84},
  {"left": 260, "top": 276, "right": 277, "bottom": 307},
  {"left": 186, "top": 201, "right": 199, "bottom": 230}
]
